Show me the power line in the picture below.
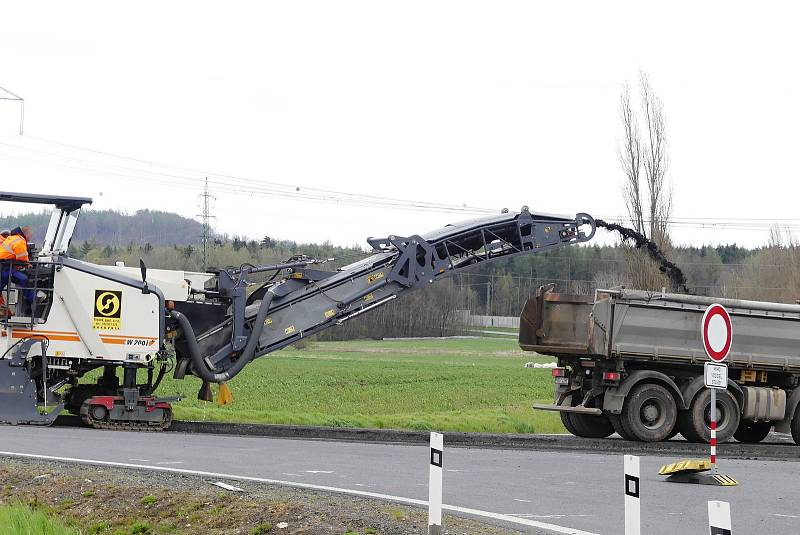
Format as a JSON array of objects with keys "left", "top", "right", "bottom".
[
  {"left": 2, "top": 141, "right": 797, "bottom": 231},
  {"left": 0, "top": 147, "right": 496, "bottom": 215},
  {"left": 3, "top": 135, "right": 800, "bottom": 236},
  {"left": 6, "top": 136, "right": 497, "bottom": 215}
]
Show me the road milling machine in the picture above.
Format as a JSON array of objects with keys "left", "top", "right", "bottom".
[{"left": 0, "top": 192, "right": 595, "bottom": 430}]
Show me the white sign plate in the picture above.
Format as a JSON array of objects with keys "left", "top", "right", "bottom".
[{"left": 704, "top": 362, "right": 728, "bottom": 390}]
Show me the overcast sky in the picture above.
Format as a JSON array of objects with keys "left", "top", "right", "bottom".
[{"left": 0, "top": 1, "right": 797, "bottom": 249}]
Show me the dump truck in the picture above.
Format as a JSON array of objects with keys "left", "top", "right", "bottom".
[
  {"left": 0, "top": 191, "right": 596, "bottom": 430},
  {"left": 521, "top": 286, "right": 800, "bottom": 445}
]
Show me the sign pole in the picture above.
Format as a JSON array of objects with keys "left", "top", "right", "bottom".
[{"left": 710, "top": 387, "right": 717, "bottom": 475}]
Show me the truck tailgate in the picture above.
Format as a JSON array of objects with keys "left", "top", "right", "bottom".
[{"left": 518, "top": 287, "right": 598, "bottom": 356}]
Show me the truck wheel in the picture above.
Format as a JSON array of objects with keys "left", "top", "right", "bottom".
[
  {"left": 560, "top": 411, "right": 580, "bottom": 436},
  {"left": 734, "top": 421, "right": 772, "bottom": 443},
  {"left": 791, "top": 407, "right": 800, "bottom": 445},
  {"left": 609, "top": 413, "right": 636, "bottom": 441},
  {"left": 620, "top": 383, "right": 678, "bottom": 442},
  {"left": 559, "top": 395, "right": 613, "bottom": 438},
  {"left": 679, "top": 389, "right": 740, "bottom": 443},
  {"left": 569, "top": 413, "right": 614, "bottom": 438},
  {"left": 558, "top": 394, "right": 581, "bottom": 436},
  {"left": 568, "top": 395, "right": 614, "bottom": 438},
  {"left": 676, "top": 411, "right": 700, "bottom": 442}
]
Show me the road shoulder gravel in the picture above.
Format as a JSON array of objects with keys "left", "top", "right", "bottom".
[{"left": 0, "top": 457, "right": 519, "bottom": 534}]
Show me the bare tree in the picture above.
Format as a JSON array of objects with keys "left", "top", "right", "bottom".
[
  {"left": 639, "top": 71, "right": 671, "bottom": 243},
  {"left": 619, "top": 83, "right": 644, "bottom": 234},
  {"left": 618, "top": 70, "right": 674, "bottom": 290}
]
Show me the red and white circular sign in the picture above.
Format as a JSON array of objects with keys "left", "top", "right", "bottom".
[{"left": 701, "top": 304, "right": 732, "bottom": 362}]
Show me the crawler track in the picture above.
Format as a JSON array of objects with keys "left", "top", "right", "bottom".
[{"left": 78, "top": 403, "right": 173, "bottom": 432}]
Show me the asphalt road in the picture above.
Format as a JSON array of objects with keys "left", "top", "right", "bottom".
[{"left": 1, "top": 426, "right": 798, "bottom": 534}]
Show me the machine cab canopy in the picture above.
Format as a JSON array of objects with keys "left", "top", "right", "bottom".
[{"left": 0, "top": 192, "right": 92, "bottom": 255}]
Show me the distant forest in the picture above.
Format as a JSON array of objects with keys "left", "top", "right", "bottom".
[
  {"left": 3, "top": 208, "right": 798, "bottom": 339},
  {"left": 0, "top": 209, "right": 205, "bottom": 247}
]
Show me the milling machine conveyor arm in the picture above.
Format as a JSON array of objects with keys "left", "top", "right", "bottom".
[{"left": 170, "top": 208, "right": 595, "bottom": 383}]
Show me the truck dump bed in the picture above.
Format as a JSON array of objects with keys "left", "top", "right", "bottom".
[{"left": 520, "top": 287, "right": 800, "bottom": 372}]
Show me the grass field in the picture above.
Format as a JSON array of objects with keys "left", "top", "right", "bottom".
[{"left": 156, "top": 337, "right": 564, "bottom": 434}]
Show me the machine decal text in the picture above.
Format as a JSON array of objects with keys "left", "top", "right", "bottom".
[{"left": 93, "top": 290, "right": 122, "bottom": 331}]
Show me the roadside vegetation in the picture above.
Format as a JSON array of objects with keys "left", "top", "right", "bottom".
[
  {"left": 155, "top": 337, "right": 563, "bottom": 434},
  {"left": 0, "top": 459, "right": 511, "bottom": 535},
  {"left": 0, "top": 503, "right": 78, "bottom": 535}
]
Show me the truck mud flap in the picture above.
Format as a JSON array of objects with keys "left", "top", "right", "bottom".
[{"left": 0, "top": 359, "right": 62, "bottom": 425}]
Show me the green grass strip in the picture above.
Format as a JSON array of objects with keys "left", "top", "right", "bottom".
[
  {"left": 149, "top": 338, "right": 566, "bottom": 434},
  {"left": 0, "top": 504, "right": 78, "bottom": 535}
]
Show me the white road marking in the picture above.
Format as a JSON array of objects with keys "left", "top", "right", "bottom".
[
  {"left": 155, "top": 461, "right": 184, "bottom": 465},
  {"left": 305, "top": 470, "right": 334, "bottom": 474},
  {"left": 446, "top": 469, "right": 464, "bottom": 472},
  {"left": 128, "top": 458, "right": 150, "bottom": 462},
  {"left": 0, "top": 451, "right": 600, "bottom": 535},
  {"left": 509, "top": 514, "right": 591, "bottom": 519},
  {"left": 283, "top": 473, "right": 302, "bottom": 477},
  {"left": 774, "top": 514, "right": 800, "bottom": 519},
  {"left": 514, "top": 498, "right": 532, "bottom": 503}
]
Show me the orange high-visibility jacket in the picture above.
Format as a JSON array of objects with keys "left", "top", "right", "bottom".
[{"left": 0, "top": 234, "right": 29, "bottom": 263}]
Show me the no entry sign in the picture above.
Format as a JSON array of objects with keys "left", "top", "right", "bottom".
[{"left": 702, "top": 304, "right": 732, "bottom": 362}]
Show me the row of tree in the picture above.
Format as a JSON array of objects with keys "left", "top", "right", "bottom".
[{"left": 60, "top": 233, "right": 800, "bottom": 339}]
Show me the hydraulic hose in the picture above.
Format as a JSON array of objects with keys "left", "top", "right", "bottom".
[{"left": 169, "top": 290, "right": 275, "bottom": 383}]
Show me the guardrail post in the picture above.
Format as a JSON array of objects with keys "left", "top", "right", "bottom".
[
  {"left": 624, "top": 454, "right": 640, "bottom": 535},
  {"left": 428, "top": 431, "right": 443, "bottom": 535},
  {"left": 708, "top": 500, "right": 732, "bottom": 534}
]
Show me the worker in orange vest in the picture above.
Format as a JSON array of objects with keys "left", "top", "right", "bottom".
[{"left": 0, "top": 226, "right": 36, "bottom": 306}]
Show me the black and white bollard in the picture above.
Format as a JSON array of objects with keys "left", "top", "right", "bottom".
[
  {"left": 624, "top": 455, "right": 640, "bottom": 535},
  {"left": 708, "top": 500, "right": 732, "bottom": 535},
  {"left": 428, "top": 431, "right": 443, "bottom": 535}
]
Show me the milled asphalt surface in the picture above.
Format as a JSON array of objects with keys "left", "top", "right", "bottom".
[
  {"left": 54, "top": 415, "right": 800, "bottom": 460},
  {"left": 1, "top": 426, "right": 799, "bottom": 534},
  {"left": 162, "top": 419, "right": 800, "bottom": 460}
]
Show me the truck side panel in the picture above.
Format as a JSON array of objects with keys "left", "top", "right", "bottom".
[{"left": 524, "top": 288, "right": 800, "bottom": 373}]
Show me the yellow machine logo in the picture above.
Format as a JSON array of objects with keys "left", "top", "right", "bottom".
[
  {"left": 367, "top": 272, "right": 384, "bottom": 284},
  {"left": 93, "top": 290, "right": 122, "bottom": 331}
]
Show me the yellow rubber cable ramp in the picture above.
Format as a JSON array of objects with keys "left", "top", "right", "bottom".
[{"left": 657, "top": 459, "right": 738, "bottom": 486}]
